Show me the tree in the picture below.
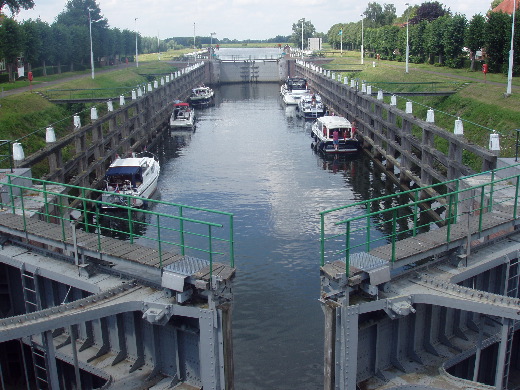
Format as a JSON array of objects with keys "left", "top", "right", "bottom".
[
  {"left": 485, "top": 11, "right": 514, "bottom": 73},
  {"left": 290, "top": 18, "right": 315, "bottom": 50},
  {"left": 442, "top": 14, "right": 467, "bottom": 68},
  {"left": 0, "top": 17, "right": 25, "bottom": 81},
  {"left": 0, "top": 0, "right": 34, "bottom": 15},
  {"left": 465, "top": 14, "right": 486, "bottom": 71},
  {"left": 363, "top": 2, "right": 396, "bottom": 28},
  {"left": 410, "top": 1, "right": 450, "bottom": 24}
]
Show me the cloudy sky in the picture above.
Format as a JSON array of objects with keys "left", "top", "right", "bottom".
[{"left": 12, "top": 0, "right": 494, "bottom": 41}]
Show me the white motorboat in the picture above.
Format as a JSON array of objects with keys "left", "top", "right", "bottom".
[
  {"left": 280, "top": 77, "right": 308, "bottom": 105},
  {"left": 188, "top": 85, "right": 214, "bottom": 106},
  {"left": 297, "top": 93, "right": 326, "bottom": 119},
  {"left": 170, "top": 102, "right": 195, "bottom": 129},
  {"left": 101, "top": 152, "right": 160, "bottom": 208},
  {"left": 311, "top": 115, "right": 361, "bottom": 155}
]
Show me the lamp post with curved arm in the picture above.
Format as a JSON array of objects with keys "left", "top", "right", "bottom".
[
  {"left": 405, "top": 3, "right": 410, "bottom": 74},
  {"left": 360, "top": 15, "right": 364, "bottom": 65}
]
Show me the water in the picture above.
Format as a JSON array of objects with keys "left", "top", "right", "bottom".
[{"left": 148, "top": 50, "right": 397, "bottom": 389}]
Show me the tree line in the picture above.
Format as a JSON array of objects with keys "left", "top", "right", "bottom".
[{"left": 325, "top": 1, "right": 520, "bottom": 74}]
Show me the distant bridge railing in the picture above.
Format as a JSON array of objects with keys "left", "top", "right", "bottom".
[
  {"left": 319, "top": 164, "right": 520, "bottom": 275},
  {"left": 0, "top": 174, "right": 235, "bottom": 270}
]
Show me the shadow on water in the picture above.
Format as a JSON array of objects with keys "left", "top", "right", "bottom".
[{"left": 95, "top": 209, "right": 148, "bottom": 241}]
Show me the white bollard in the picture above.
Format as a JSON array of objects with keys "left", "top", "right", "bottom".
[
  {"left": 351, "top": 79, "right": 356, "bottom": 88},
  {"left": 390, "top": 95, "right": 397, "bottom": 106},
  {"left": 377, "top": 89, "right": 383, "bottom": 100},
  {"left": 12, "top": 142, "right": 24, "bottom": 161},
  {"left": 361, "top": 83, "right": 366, "bottom": 93},
  {"left": 132, "top": 90, "right": 137, "bottom": 100},
  {"left": 161, "top": 77, "right": 165, "bottom": 86},
  {"left": 344, "top": 77, "right": 348, "bottom": 84},
  {"left": 45, "top": 127, "right": 56, "bottom": 143},
  {"left": 154, "top": 80, "right": 158, "bottom": 89},
  {"left": 73, "top": 115, "right": 81, "bottom": 128},
  {"left": 426, "top": 108, "right": 435, "bottom": 123},
  {"left": 147, "top": 83, "right": 152, "bottom": 92},
  {"left": 489, "top": 132, "right": 500, "bottom": 151},
  {"left": 406, "top": 101, "right": 413, "bottom": 114},
  {"left": 366, "top": 85, "right": 372, "bottom": 95},
  {"left": 107, "top": 100, "right": 114, "bottom": 112},
  {"left": 454, "top": 118, "right": 464, "bottom": 135},
  {"left": 119, "top": 95, "right": 125, "bottom": 106},
  {"left": 90, "top": 107, "right": 98, "bottom": 121},
  {"left": 138, "top": 88, "right": 143, "bottom": 97},
  {"left": 166, "top": 75, "right": 170, "bottom": 83},
  {"left": 373, "top": 61, "right": 376, "bottom": 67}
]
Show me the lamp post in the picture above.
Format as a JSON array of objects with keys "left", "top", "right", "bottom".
[
  {"left": 301, "top": 18, "right": 305, "bottom": 58},
  {"left": 340, "top": 29, "right": 343, "bottom": 54},
  {"left": 88, "top": 8, "right": 95, "bottom": 79},
  {"left": 360, "top": 15, "right": 364, "bottom": 65},
  {"left": 506, "top": 0, "right": 516, "bottom": 95},
  {"left": 405, "top": 3, "right": 410, "bottom": 74},
  {"left": 210, "top": 32, "right": 216, "bottom": 47},
  {"left": 135, "top": 18, "right": 139, "bottom": 68}
]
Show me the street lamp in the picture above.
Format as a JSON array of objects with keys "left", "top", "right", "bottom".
[
  {"left": 135, "top": 18, "right": 139, "bottom": 68},
  {"left": 210, "top": 32, "right": 216, "bottom": 47},
  {"left": 360, "top": 14, "right": 364, "bottom": 65},
  {"left": 88, "top": 8, "right": 95, "bottom": 79},
  {"left": 506, "top": 0, "right": 516, "bottom": 95},
  {"left": 301, "top": 18, "right": 305, "bottom": 58},
  {"left": 405, "top": 3, "right": 410, "bottom": 74}
]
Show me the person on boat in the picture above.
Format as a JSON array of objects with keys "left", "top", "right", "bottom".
[
  {"left": 351, "top": 121, "right": 357, "bottom": 138},
  {"left": 333, "top": 129, "right": 339, "bottom": 151}
]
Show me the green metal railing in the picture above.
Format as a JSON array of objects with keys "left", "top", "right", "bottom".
[
  {"left": 0, "top": 175, "right": 234, "bottom": 272},
  {"left": 319, "top": 165, "right": 520, "bottom": 276}
]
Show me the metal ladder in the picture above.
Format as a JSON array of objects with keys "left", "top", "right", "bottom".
[
  {"left": 20, "top": 266, "right": 50, "bottom": 390},
  {"left": 503, "top": 257, "right": 520, "bottom": 390}
]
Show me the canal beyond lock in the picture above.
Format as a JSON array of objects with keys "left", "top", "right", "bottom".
[{"left": 148, "top": 51, "right": 399, "bottom": 389}]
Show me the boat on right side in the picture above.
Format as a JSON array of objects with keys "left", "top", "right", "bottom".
[{"left": 311, "top": 115, "right": 361, "bottom": 155}]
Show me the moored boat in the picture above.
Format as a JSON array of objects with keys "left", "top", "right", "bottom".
[
  {"left": 188, "top": 85, "right": 214, "bottom": 106},
  {"left": 280, "top": 77, "right": 308, "bottom": 105},
  {"left": 170, "top": 102, "right": 195, "bottom": 129},
  {"left": 311, "top": 115, "right": 360, "bottom": 154},
  {"left": 101, "top": 152, "right": 160, "bottom": 208},
  {"left": 297, "top": 93, "right": 326, "bottom": 119}
]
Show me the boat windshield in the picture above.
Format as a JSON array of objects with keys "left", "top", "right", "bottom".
[
  {"left": 286, "top": 78, "right": 307, "bottom": 91},
  {"left": 328, "top": 128, "right": 352, "bottom": 139},
  {"left": 105, "top": 166, "right": 141, "bottom": 189}
]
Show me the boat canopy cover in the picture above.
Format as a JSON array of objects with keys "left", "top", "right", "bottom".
[{"left": 106, "top": 166, "right": 141, "bottom": 177}]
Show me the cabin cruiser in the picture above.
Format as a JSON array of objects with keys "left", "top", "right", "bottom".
[
  {"left": 311, "top": 115, "right": 360, "bottom": 154},
  {"left": 170, "top": 102, "right": 195, "bottom": 129},
  {"left": 297, "top": 93, "right": 326, "bottom": 119},
  {"left": 101, "top": 152, "right": 160, "bottom": 208},
  {"left": 188, "top": 85, "right": 214, "bottom": 106},
  {"left": 280, "top": 77, "right": 309, "bottom": 105}
]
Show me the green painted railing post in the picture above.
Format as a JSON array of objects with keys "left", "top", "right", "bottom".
[
  {"left": 479, "top": 187, "right": 485, "bottom": 232},
  {"left": 515, "top": 176, "right": 520, "bottom": 219},
  {"left": 95, "top": 206, "right": 102, "bottom": 252},
  {"left": 157, "top": 214, "right": 162, "bottom": 267},
  {"left": 7, "top": 176, "right": 15, "bottom": 214},
  {"left": 346, "top": 221, "right": 351, "bottom": 277},
  {"left": 446, "top": 193, "right": 453, "bottom": 241},
  {"left": 320, "top": 213, "right": 325, "bottom": 267},
  {"left": 179, "top": 206, "right": 185, "bottom": 256},
  {"left": 391, "top": 209, "right": 397, "bottom": 262},
  {"left": 413, "top": 190, "right": 419, "bottom": 236},
  {"left": 20, "top": 190, "right": 27, "bottom": 232},
  {"left": 453, "top": 180, "right": 460, "bottom": 224},
  {"left": 82, "top": 188, "right": 89, "bottom": 233},
  {"left": 209, "top": 225, "right": 213, "bottom": 281},
  {"left": 229, "top": 214, "right": 235, "bottom": 268},
  {"left": 488, "top": 170, "right": 495, "bottom": 212},
  {"left": 366, "top": 203, "right": 371, "bottom": 251},
  {"left": 43, "top": 182, "right": 50, "bottom": 223},
  {"left": 127, "top": 207, "right": 133, "bottom": 244},
  {"left": 59, "top": 195, "right": 66, "bottom": 241}
]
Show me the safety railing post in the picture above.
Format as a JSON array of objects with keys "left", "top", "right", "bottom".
[
  {"left": 209, "top": 225, "right": 213, "bottom": 282},
  {"left": 43, "top": 182, "right": 50, "bottom": 223},
  {"left": 346, "top": 221, "right": 351, "bottom": 277},
  {"left": 366, "top": 204, "right": 371, "bottom": 251},
  {"left": 391, "top": 209, "right": 397, "bottom": 262},
  {"left": 413, "top": 190, "right": 419, "bottom": 236},
  {"left": 127, "top": 207, "right": 133, "bottom": 244},
  {"left": 179, "top": 206, "right": 185, "bottom": 256},
  {"left": 82, "top": 188, "right": 89, "bottom": 233},
  {"left": 488, "top": 170, "right": 495, "bottom": 212},
  {"left": 229, "top": 214, "right": 234, "bottom": 268},
  {"left": 515, "top": 175, "right": 520, "bottom": 219},
  {"left": 479, "top": 186, "right": 485, "bottom": 232},
  {"left": 7, "top": 176, "right": 15, "bottom": 214},
  {"left": 157, "top": 214, "right": 162, "bottom": 268}
]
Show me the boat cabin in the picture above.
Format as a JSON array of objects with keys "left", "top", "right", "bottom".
[
  {"left": 173, "top": 103, "right": 191, "bottom": 119},
  {"left": 315, "top": 116, "right": 354, "bottom": 139},
  {"left": 105, "top": 158, "right": 150, "bottom": 191},
  {"left": 285, "top": 77, "right": 307, "bottom": 91}
]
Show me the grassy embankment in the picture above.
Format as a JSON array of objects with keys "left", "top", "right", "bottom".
[
  {"left": 0, "top": 60, "right": 180, "bottom": 175},
  {"left": 319, "top": 51, "right": 520, "bottom": 161}
]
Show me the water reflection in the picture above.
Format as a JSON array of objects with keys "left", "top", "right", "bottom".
[{"left": 96, "top": 209, "right": 148, "bottom": 241}]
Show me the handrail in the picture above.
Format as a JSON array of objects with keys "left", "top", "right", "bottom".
[
  {"left": 319, "top": 166, "right": 520, "bottom": 275},
  {"left": 0, "top": 174, "right": 235, "bottom": 270}
]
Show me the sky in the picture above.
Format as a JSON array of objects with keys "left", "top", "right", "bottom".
[{"left": 10, "top": 0, "right": 495, "bottom": 41}]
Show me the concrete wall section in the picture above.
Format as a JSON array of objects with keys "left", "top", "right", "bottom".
[{"left": 218, "top": 60, "right": 281, "bottom": 83}]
